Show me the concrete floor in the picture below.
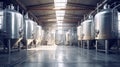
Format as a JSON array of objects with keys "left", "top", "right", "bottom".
[{"left": 1, "top": 45, "right": 120, "bottom": 67}]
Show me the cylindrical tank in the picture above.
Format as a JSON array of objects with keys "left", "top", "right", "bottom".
[
  {"left": 22, "top": 14, "right": 35, "bottom": 48},
  {"left": 0, "top": 2, "right": 3, "bottom": 31},
  {"left": 95, "top": 5, "right": 118, "bottom": 39},
  {"left": 35, "top": 25, "right": 42, "bottom": 45},
  {"left": 77, "top": 25, "right": 83, "bottom": 40},
  {"left": 91, "top": 19, "right": 95, "bottom": 40},
  {"left": 77, "top": 26, "right": 80, "bottom": 40},
  {"left": 118, "top": 12, "right": 120, "bottom": 39},
  {"left": 24, "top": 15, "right": 35, "bottom": 39},
  {"left": 66, "top": 31, "right": 70, "bottom": 45},
  {"left": 33, "top": 22, "right": 37, "bottom": 40},
  {"left": 82, "top": 19, "right": 93, "bottom": 40},
  {"left": 41, "top": 29, "right": 44, "bottom": 45},
  {"left": 0, "top": 10, "right": 3, "bottom": 31},
  {"left": 2, "top": 5, "right": 24, "bottom": 39},
  {"left": 0, "top": 5, "right": 24, "bottom": 52}
]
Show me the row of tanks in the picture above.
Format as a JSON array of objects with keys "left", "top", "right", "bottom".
[
  {"left": 0, "top": 4, "right": 43, "bottom": 53},
  {"left": 65, "top": 29, "right": 78, "bottom": 46},
  {"left": 77, "top": 4, "right": 119, "bottom": 53},
  {"left": 77, "top": 16, "right": 95, "bottom": 49}
]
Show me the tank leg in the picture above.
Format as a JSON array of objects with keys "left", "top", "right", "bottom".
[
  {"left": 80, "top": 41, "right": 82, "bottom": 48},
  {"left": 81, "top": 40, "right": 83, "bottom": 48},
  {"left": 18, "top": 42, "right": 21, "bottom": 51},
  {"left": 78, "top": 40, "right": 80, "bottom": 47},
  {"left": 27, "top": 44, "right": 28, "bottom": 49},
  {"left": 96, "top": 40, "right": 98, "bottom": 52},
  {"left": 87, "top": 40, "right": 89, "bottom": 49},
  {"left": 70, "top": 40, "right": 72, "bottom": 46},
  {"left": 83, "top": 41, "right": 84, "bottom": 48},
  {"left": 8, "top": 39, "right": 11, "bottom": 54},
  {"left": 3, "top": 45, "right": 6, "bottom": 50},
  {"left": 105, "top": 40, "right": 108, "bottom": 53},
  {"left": 117, "top": 40, "right": 120, "bottom": 52}
]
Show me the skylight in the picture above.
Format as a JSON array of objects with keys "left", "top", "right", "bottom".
[
  {"left": 54, "top": 0, "right": 67, "bottom": 22},
  {"left": 54, "top": 0, "right": 67, "bottom": 9},
  {"left": 54, "top": 0, "right": 67, "bottom": 34}
]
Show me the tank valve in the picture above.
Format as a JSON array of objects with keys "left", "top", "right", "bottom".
[{"left": 95, "top": 30, "right": 99, "bottom": 37}]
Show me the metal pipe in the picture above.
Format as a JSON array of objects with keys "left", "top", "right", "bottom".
[
  {"left": 112, "top": 3, "right": 120, "bottom": 10},
  {"left": 90, "top": 0, "right": 108, "bottom": 15},
  {"left": 22, "top": 10, "right": 24, "bottom": 15},
  {"left": 0, "top": 2, "right": 3, "bottom": 10},
  {"left": 17, "top": 5, "right": 19, "bottom": 12},
  {"left": 97, "top": 3, "right": 99, "bottom": 13},
  {"left": 15, "top": 0, "right": 39, "bottom": 23},
  {"left": 84, "top": 15, "right": 86, "bottom": 20}
]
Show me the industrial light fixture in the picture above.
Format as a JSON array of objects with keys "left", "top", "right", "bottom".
[
  {"left": 54, "top": 0, "right": 67, "bottom": 9},
  {"left": 54, "top": 0, "right": 67, "bottom": 34},
  {"left": 54, "top": 0, "right": 67, "bottom": 22},
  {"left": 57, "top": 21, "right": 63, "bottom": 25},
  {"left": 57, "top": 16, "right": 64, "bottom": 21},
  {"left": 56, "top": 10, "right": 65, "bottom": 17}
]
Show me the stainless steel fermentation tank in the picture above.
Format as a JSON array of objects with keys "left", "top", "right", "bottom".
[
  {"left": 77, "top": 25, "right": 83, "bottom": 47},
  {"left": 34, "top": 25, "right": 42, "bottom": 46},
  {"left": 82, "top": 19, "right": 94, "bottom": 40},
  {"left": 0, "top": 5, "right": 24, "bottom": 53},
  {"left": 118, "top": 12, "right": 120, "bottom": 49},
  {"left": 118, "top": 12, "right": 120, "bottom": 39},
  {"left": 81, "top": 17, "right": 95, "bottom": 49},
  {"left": 65, "top": 31, "right": 70, "bottom": 45},
  {"left": 65, "top": 27, "right": 77, "bottom": 46},
  {"left": 55, "top": 30, "right": 65, "bottom": 45},
  {"left": 22, "top": 14, "right": 35, "bottom": 49},
  {"left": 32, "top": 22, "right": 38, "bottom": 46},
  {"left": 77, "top": 25, "right": 83, "bottom": 41},
  {"left": 95, "top": 4, "right": 118, "bottom": 53}
]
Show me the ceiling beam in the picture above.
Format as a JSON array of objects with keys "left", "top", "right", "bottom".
[
  {"left": 38, "top": 16, "right": 81, "bottom": 20},
  {"left": 27, "top": 2, "right": 95, "bottom": 8},
  {"left": 36, "top": 13, "right": 55, "bottom": 17},
  {"left": 67, "top": 2, "right": 96, "bottom": 8},
  {"left": 38, "top": 19, "right": 80, "bottom": 22},
  {"left": 27, "top": 2, "right": 54, "bottom": 8},
  {"left": 28, "top": 7, "right": 94, "bottom": 11},
  {"left": 39, "top": 21, "right": 79, "bottom": 23},
  {"left": 38, "top": 16, "right": 81, "bottom": 19},
  {"left": 36, "top": 13, "right": 83, "bottom": 17}
]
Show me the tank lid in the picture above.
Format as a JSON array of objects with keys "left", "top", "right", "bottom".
[
  {"left": 103, "top": 4, "right": 110, "bottom": 9},
  {"left": 25, "top": 13, "right": 29, "bottom": 19},
  {"left": 8, "top": 4, "right": 15, "bottom": 10},
  {"left": 88, "top": 15, "right": 93, "bottom": 19}
]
